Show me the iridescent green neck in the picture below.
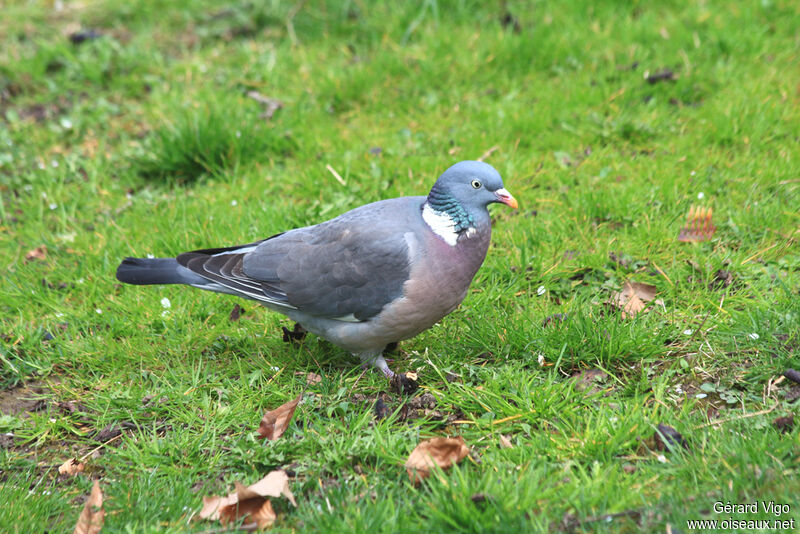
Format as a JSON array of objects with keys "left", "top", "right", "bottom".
[{"left": 427, "top": 186, "right": 473, "bottom": 233}]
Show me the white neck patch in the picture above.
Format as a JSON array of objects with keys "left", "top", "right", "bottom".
[{"left": 422, "top": 202, "right": 474, "bottom": 246}]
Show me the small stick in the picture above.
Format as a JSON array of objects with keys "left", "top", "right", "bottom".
[
  {"left": 477, "top": 145, "right": 500, "bottom": 162},
  {"left": 326, "top": 164, "right": 346, "bottom": 186},
  {"left": 693, "top": 402, "right": 778, "bottom": 429},
  {"left": 79, "top": 433, "right": 124, "bottom": 462}
]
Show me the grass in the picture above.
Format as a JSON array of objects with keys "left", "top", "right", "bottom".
[{"left": 1, "top": 0, "right": 799, "bottom": 531}]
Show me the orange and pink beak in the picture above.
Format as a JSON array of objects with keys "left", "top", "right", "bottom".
[{"left": 494, "top": 188, "right": 518, "bottom": 209}]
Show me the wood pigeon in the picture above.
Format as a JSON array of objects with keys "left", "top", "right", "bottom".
[{"left": 116, "top": 161, "right": 517, "bottom": 379}]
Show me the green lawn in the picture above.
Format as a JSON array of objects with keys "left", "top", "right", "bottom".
[{"left": 2, "top": 0, "right": 799, "bottom": 532}]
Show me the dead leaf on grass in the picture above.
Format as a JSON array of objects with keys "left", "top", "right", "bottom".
[
  {"left": 199, "top": 470, "right": 296, "bottom": 529},
  {"left": 257, "top": 394, "right": 301, "bottom": 440},
  {"left": 73, "top": 479, "right": 104, "bottom": 534},
  {"left": 498, "top": 434, "right": 513, "bottom": 449},
  {"left": 229, "top": 304, "right": 244, "bottom": 321},
  {"left": 571, "top": 368, "right": 609, "bottom": 395},
  {"left": 25, "top": 245, "right": 48, "bottom": 262},
  {"left": 246, "top": 91, "right": 283, "bottom": 121},
  {"left": 59, "top": 458, "right": 85, "bottom": 476},
  {"left": 611, "top": 281, "right": 658, "bottom": 318},
  {"left": 678, "top": 205, "right": 716, "bottom": 242},
  {"left": 302, "top": 372, "right": 322, "bottom": 385},
  {"left": 773, "top": 415, "right": 794, "bottom": 433},
  {"left": 405, "top": 436, "right": 469, "bottom": 485},
  {"left": 654, "top": 423, "right": 689, "bottom": 451}
]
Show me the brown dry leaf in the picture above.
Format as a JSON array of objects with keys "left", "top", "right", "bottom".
[
  {"left": 611, "top": 281, "right": 658, "bottom": 318},
  {"left": 199, "top": 470, "right": 295, "bottom": 529},
  {"left": 221, "top": 499, "right": 276, "bottom": 529},
  {"left": 678, "top": 205, "right": 716, "bottom": 242},
  {"left": 257, "top": 394, "right": 301, "bottom": 440},
  {"left": 73, "top": 480, "right": 104, "bottom": 534},
  {"left": 25, "top": 245, "right": 48, "bottom": 262},
  {"left": 246, "top": 91, "right": 283, "bottom": 121},
  {"left": 250, "top": 500, "right": 277, "bottom": 528},
  {"left": 59, "top": 458, "right": 85, "bottom": 476},
  {"left": 405, "top": 436, "right": 470, "bottom": 485},
  {"left": 498, "top": 434, "right": 513, "bottom": 449},
  {"left": 305, "top": 373, "right": 322, "bottom": 385}
]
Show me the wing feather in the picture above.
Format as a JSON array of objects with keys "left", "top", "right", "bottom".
[{"left": 177, "top": 197, "right": 422, "bottom": 320}]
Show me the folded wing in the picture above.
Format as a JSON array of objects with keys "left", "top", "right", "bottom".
[{"left": 176, "top": 200, "right": 416, "bottom": 321}]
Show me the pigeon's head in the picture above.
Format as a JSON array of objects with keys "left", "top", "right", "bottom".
[{"left": 429, "top": 161, "right": 518, "bottom": 212}]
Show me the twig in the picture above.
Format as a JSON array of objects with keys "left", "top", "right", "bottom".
[
  {"left": 326, "top": 164, "right": 346, "bottom": 186},
  {"left": 741, "top": 242, "right": 778, "bottom": 265},
  {"left": 349, "top": 366, "right": 369, "bottom": 393},
  {"left": 477, "top": 145, "right": 499, "bottom": 162},
  {"left": 285, "top": 0, "right": 306, "bottom": 46},
  {"left": 246, "top": 91, "right": 283, "bottom": 120},
  {"left": 650, "top": 261, "right": 673, "bottom": 285},
  {"left": 687, "top": 311, "right": 712, "bottom": 343},
  {"left": 79, "top": 432, "right": 124, "bottom": 462},
  {"left": 693, "top": 402, "right": 779, "bottom": 429}
]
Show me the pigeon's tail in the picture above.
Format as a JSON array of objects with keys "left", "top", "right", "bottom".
[{"left": 116, "top": 257, "right": 209, "bottom": 286}]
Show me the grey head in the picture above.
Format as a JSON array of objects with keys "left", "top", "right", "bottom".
[{"left": 426, "top": 161, "right": 518, "bottom": 231}]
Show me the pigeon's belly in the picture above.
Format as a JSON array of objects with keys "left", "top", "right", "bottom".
[{"left": 305, "top": 283, "right": 469, "bottom": 353}]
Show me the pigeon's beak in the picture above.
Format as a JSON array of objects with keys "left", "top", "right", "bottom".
[{"left": 494, "top": 188, "right": 518, "bottom": 209}]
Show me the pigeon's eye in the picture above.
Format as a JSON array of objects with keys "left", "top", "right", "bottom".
[{"left": 471, "top": 180, "right": 482, "bottom": 189}]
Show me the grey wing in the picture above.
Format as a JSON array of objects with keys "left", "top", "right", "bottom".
[
  {"left": 175, "top": 219, "right": 413, "bottom": 321},
  {"left": 243, "top": 221, "right": 413, "bottom": 321},
  {"left": 176, "top": 237, "right": 294, "bottom": 305}
]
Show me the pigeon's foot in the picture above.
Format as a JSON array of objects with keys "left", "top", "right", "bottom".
[
  {"left": 281, "top": 323, "right": 307, "bottom": 344},
  {"left": 358, "top": 351, "right": 395, "bottom": 378},
  {"left": 357, "top": 351, "right": 418, "bottom": 394}
]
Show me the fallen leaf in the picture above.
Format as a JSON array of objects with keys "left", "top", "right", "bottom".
[
  {"left": 678, "top": 205, "right": 715, "bottom": 242},
  {"left": 542, "top": 313, "right": 568, "bottom": 327},
  {"left": 645, "top": 67, "right": 675, "bottom": 84},
  {"left": 257, "top": 394, "right": 301, "bottom": 440},
  {"left": 405, "top": 436, "right": 469, "bottom": 485},
  {"left": 281, "top": 323, "right": 307, "bottom": 344},
  {"left": 229, "top": 304, "right": 243, "bottom": 321},
  {"left": 470, "top": 492, "right": 488, "bottom": 504},
  {"left": 710, "top": 269, "right": 733, "bottom": 290},
  {"left": 246, "top": 91, "right": 283, "bottom": 121},
  {"left": 611, "top": 281, "right": 658, "bottom": 318},
  {"left": 251, "top": 499, "right": 278, "bottom": 528},
  {"left": 73, "top": 480, "right": 104, "bottom": 534},
  {"left": 59, "top": 458, "right": 85, "bottom": 476},
  {"left": 498, "top": 434, "right": 513, "bottom": 449},
  {"left": 25, "top": 245, "right": 47, "bottom": 262},
  {"left": 374, "top": 398, "right": 390, "bottom": 420},
  {"left": 305, "top": 373, "right": 322, "bottom": 385},
  {"left": 199, "top": 470, "right": 295, "bottom": 529},
  {"left": 571, "top": 368, "right": 609, "bottom": 394},
  {"left": 654, "top": 423, "right": 689, "bottom": 451},
  {"left": 622, "top": 463, "right": 637, "bottom": 474},
  {"left": 773, "top": 415, "right": 794, "bottom": 434}
]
